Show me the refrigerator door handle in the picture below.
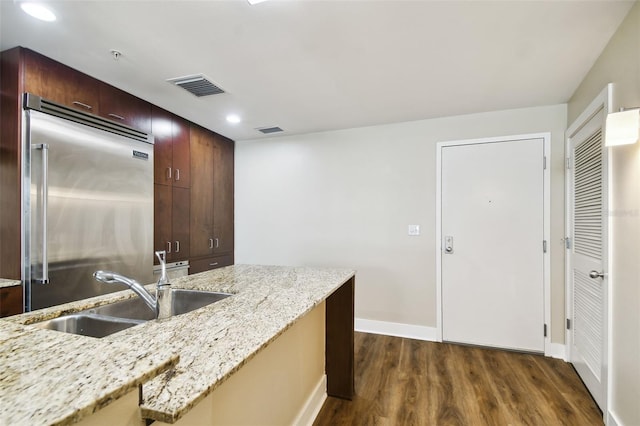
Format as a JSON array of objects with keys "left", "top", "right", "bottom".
[{"left": 34, "top": 143, "right": 50, "bottom": 284}]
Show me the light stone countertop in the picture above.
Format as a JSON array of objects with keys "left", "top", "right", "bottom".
[
  {"left": 0, "top": 278, "right": 21, "bottom": 289},
  {"left": 0, "top": 320, "right": 179, "bottom": 426},
  {"left": 3, "top": 264, "right": 355, "bottom": 424}
]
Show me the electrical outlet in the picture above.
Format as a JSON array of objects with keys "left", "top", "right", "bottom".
[{"left": 408, "top": 225, "right": 420, "bottom": 236}]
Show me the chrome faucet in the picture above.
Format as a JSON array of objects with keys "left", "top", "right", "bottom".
[{"left": 93, "top": 251, "right": 172, "bottom": 319}]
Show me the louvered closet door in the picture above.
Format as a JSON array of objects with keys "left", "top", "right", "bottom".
[{"left": 569, "top": 109, "right": 607, "bottom": 410}]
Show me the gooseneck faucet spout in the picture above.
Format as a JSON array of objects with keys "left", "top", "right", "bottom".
[
  {"left": 93, "top": 250, "right": 172, "bottom": 319},
  {"left": 93, "top": 270, "right": 157, "bottom": 313}
]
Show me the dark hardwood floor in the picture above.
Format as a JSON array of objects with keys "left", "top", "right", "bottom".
[{"left": 314, "top": 332, "right": 603, "bottom": 426}]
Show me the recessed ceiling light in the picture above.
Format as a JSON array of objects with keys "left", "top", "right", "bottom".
[
  {"left": 248, "top": 0, "right": 269, "bottom": 4},
  {"left": 20, "top": 2, "right": 56, "bottom": 22},
  {"left": 226, "top": 114, "right": 241, "bottom": 124}
]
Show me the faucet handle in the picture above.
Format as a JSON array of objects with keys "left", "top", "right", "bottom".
[
  {"left": 155, "top": 250, "right": 167, "bottom": 264},
  {"left": 155, "top": 250, "right": 170, "bottom": 288}
]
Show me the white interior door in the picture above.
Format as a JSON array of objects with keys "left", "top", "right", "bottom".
[
  {"left": 568, "top": 108, "right": 608, "bottom": 410},
  {"left": 441, "top": 138, "right": 545, "bottom": 352}
]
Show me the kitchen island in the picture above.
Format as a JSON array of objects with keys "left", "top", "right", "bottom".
[{"left": 1, "top": 265, "right": 355, "bottom": 425}]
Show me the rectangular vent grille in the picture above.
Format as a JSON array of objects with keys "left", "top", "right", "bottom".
[
  {"left": 257, "top": 126, "right": 284, "bottom": 134},
  {"left": 167, "top": 74, "right": 225, "bottom": 97}
]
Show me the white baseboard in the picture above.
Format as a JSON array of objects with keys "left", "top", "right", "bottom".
[
  {"left": 355, "top": 318, "right": 438, "bottom": 342},
  {"left": 545, "top": 342, "right": 567, "bottom": 361},
  {"left": 607, "top": 410, "right": 621, "bottom": 426},
  {"left": 293, "top": 374, "right": 327, "bottom": 426}
]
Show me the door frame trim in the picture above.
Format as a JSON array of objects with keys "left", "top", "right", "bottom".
[
  {"left": 564, "top": 83, "right": 612, "bottom": 413},
  {"left": 435, "top": 133, "right": 551, "bottom": 354}
]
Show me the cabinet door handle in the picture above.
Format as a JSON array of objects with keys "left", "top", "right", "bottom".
[
  {"left": 175, "top": 240, "right": 180, "bottom": 253},
  {"left": 167, "top": 167, "right": 172, "bottom": 180},
  {"left": 209, "top": 262, "right": 219, "bottom": 267},
  {"left": 175, "top": 168, "right": 180, "bottom": 181},
  {"left": 215, "top": 238, "right": 219, "bottom": 249},
  {"left": 72, "top": 101, "right": 92, "bottom": 110},
  {"left": 166, "top": 241, "right": 172, "bottom": 254},
  {"left": 209, "top": 238, "right": 214, "bottom": 249},
  {"left": 108, "top": 113, "right": 125, "bottom": 120}
]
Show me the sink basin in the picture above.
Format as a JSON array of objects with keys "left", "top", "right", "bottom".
[
  {"left": 86, "top": 289, "right": 232, "bottom": 320},
  {"left": 36, "top": 313, "right": 144, "bottom": 338},
  {"left": 35, "top": 289, "right": 232, "bottom": 338}
]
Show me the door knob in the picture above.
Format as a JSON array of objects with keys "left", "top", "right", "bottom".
[{"left": 589, "top": 270, "right": 605, "bottom": 279}]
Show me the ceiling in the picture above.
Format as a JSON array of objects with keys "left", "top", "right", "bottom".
[{"left": 0, "top": 0, "right": 634, "bottom": 141}]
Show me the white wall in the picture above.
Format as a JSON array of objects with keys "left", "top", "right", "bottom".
[
  {"left": 236, "top": 104, "right": 567, "bottom": 342},
  {"left": 568, "top": 2, "right": 640, "bottom": 424}
]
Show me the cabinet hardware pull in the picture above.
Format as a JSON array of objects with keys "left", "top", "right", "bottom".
[
  {"left": 209, "top": 238, "right": 214, "bottom": 249},
  {"left": 209, "top": 263, "right": 219, "bottom": 267},
  {"left": 108, "top": 113, "right": 125, "bottom": 120},
  {"left": 167, "top": 241, "right": 171, "bottom": 254},
  {"left": 175, "top": 240, "right": 180, "bottom": 253},
  {"left": 72, "top": 101, "right": 92, "bottom": 110},
  {"left": 167, "top": 167, "right": 172, "bottom": 180},
  {"left": 215, "top": 238, "right": 219, "bottom": 249},
  {"left": 175, "top": 168, "right": 180, "bottom": 181}
]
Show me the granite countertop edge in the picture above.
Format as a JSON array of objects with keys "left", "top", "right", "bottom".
[{"left": 0, "top": 278, "right": 21, "bottom": 289}]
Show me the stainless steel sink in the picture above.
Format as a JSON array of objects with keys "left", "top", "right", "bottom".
[
  {"left": 86, "top": 289, "right": 232, "bottom": 320},
  {"left": 36, "top": 313, "right": 144, "bottom": 338},
  {"left": 35, "top": 289, "right": 232, "bottom": 338}
]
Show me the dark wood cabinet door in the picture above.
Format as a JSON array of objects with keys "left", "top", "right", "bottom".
[
  {"left": 152, "top": 106, "right": 174, "bottom": 186},
  {"left": 172, "top": 187, "right": 190, "bottom": 261},
  {"left": 0, "top": 286, "right": 23, "bottom": 317},
  {"left": 172, "top": 116, "right": 190, "bottom": 189},
  {"left": 99, "top": 82, "right": 151, "bottom": 133},
  {"left": 23, "top": 49, "right": 100, "bottom": 114},
  {"left": 189, "top": 125, "right": 215, "bottom": 258},
  {"left": 213, "top": 136, "right": 234, "bottom": 254},
  {"left": 154, "top": 184, "right": 172, "bottom": 263},
  {"left": 152, "top": 107, "right": 190, "bottom": 188}
]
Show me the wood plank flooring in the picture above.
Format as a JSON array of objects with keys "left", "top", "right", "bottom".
[{"left": 314, "top": 332, "right": 603, "bottom": 426}]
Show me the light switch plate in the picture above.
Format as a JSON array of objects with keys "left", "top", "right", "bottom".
[{"left": 408, "top": 225, "right": 420, "bottom": 236}]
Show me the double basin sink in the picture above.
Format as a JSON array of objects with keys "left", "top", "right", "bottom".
[{"left": 36, "top": 289, "right": 231, "bottom": 338}]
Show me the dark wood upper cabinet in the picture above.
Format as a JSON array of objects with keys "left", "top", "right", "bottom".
[
  {"left": 23, "top": 49, "right": 101, "bottom": 115},
  {"left": 22, "top": 48, "right": 153, "bottom": 134},
  {"left": 172, "top": 116, "right": 191, "bottom": 189},
  {"left": 152, "top": 106, "right": 190, "bottom": 188},
  {"left": 152, "top": 106, "right": 175, "bottom": 185},
  {"left": 99, "top": 82, "right": 151, "bottom": 133}
]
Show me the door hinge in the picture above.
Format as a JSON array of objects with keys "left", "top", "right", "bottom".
[
  {"left": 566, "top": 319, "right": 571, "bottom": 330},
  {"left": 543, "top": 240, "right": 547, "bottom": 253},
  {"left": 544, "top": 324, "right": 548, "bottom": 337},
  {"left": 565, "top": 237, "right": 571, "bottom": 249},
  {"left": 543, "top": 156, "right": 547, "bottom": 170}
]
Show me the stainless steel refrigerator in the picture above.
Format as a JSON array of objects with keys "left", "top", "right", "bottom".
[{"left": 22, "top": 94, "right": 155, "bottom": 311}]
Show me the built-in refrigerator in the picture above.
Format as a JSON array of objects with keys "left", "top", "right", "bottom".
[{"left": 22, "top": 94, "right": 155, "bottom": 311}]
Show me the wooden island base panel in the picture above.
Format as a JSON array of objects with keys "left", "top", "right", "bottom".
[{"left": 326, "top": 276, "right": 355, "bottom": 400}]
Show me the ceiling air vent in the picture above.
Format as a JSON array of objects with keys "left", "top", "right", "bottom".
[
  {"left": 167, "top": 74, "right": 225, "bottom": 97},
  {"left": 257, "top": 126, "right": 284, "bottom": 134}
]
